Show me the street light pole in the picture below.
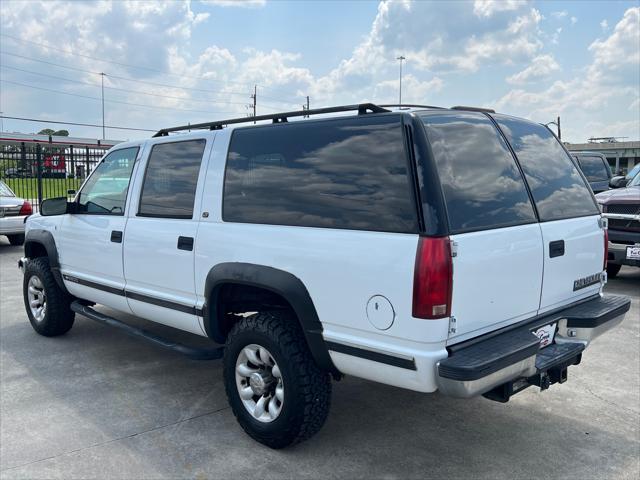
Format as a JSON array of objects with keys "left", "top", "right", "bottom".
[
  {"left": 100, "top": 72, "right": 106, "bottom": 139},
  {"left": 397, "top": 55, "right": 406, "bottom": 106},
  {"left": 545, "top": 117, "right": 561, "bottom": 140}
]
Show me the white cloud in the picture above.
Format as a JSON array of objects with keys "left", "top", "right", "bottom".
[
  {"left": 496, "top": 7, "right": 640, "bottom": 141},
  {"left": 199, "top": 0, "right": 266, "bottom": 7},
  {"left": 472, "top": 0, "right": 524, "bottom": 18},
  {"left": 551, "top": 10, "right": 568, "bottom": 20},
  {"left": 506, "top": 54, "right": 560, "bottom": 84},
  {"left": 600, "top": 19, "right": 609, "bottom": 31},
  {"left": 570, "top": 16, "right": 577, "bottom": 25}
]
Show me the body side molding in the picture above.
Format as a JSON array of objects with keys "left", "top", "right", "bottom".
[{"left": 203, "top": 262, "right": 339, "bottom": 375}]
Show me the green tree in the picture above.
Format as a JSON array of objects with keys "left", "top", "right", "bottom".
[{"left": 37, "top": 129, "right": 70, "bottom": 136}]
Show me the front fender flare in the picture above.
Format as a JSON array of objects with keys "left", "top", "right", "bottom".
[{"left": 24, "top": 229, "right": 68, "bottom": 293}]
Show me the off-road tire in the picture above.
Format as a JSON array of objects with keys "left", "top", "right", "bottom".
[
  {"left": 606, "top": 263, "right": 622, "bottom": 278},
  {"left": 7, "top": 234, "right": 25, "bottom": 246},
  {"left": 23, "top": 257, "right": 75, "bottom": 336},
  {"left": 223, "top": 311, "right": 332, "bottom": 449}
]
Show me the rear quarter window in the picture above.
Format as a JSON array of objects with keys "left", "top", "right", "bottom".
[
  {"left": 223, "top": 115, "right": 418, "bottom": 233},
  {"left": 493, "top": 114, "right": 599, "bottom": 221},
  {"left": 420, "top": 111, "right": 536, "bottom": 233}
]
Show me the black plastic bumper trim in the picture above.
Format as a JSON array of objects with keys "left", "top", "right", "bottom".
[
  {"left": 325, "top": 341, "right": 417, "bottom": 370},
  {"left": 440, "top": 294, "right": 629, "bottom": 382}
]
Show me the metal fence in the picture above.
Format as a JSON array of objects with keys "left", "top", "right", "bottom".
[{"left": 0, "top": 141, "right": 110, "bottom": 212}]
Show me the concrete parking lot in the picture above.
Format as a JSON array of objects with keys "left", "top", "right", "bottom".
[{"left": 0, "top": 238, "right": 638, "bottom": 480}]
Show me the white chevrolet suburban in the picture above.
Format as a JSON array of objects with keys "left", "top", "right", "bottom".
[{"left": 19, "top": 104, "right": 631, "bottom": 448}]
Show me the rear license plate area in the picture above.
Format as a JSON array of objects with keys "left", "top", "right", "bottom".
[{"left": 532, "top": 322, "right": 557, "bottom": 348}]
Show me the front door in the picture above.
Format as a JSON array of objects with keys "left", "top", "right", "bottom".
[
  {"left": 57, "top": 146, "right": 140, "bottom": 313},
  {"left": 123, "top": 138, "right": 210, "bottom": 336}
]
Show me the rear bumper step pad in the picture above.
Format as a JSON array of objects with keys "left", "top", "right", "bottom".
[{"left": 437, "top": 294, "right": 630, "bottom": 399}]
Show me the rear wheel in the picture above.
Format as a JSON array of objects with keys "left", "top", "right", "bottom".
[
  {"left": 7, "top": 234, "right": 25, "bottom": 246},
  {"left": 606, "top": 263, "right": 622, "bottom": 278},
  {"left": 23, "top": 257, "right": 75, "bottom": 336},
  {"left": 223, "top": 311, "right": 332, "bottom": 449}
]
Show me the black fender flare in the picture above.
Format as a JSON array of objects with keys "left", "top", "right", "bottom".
[
  {"left": 203, "top": 262, "right": 339, "bottom": 375},
  {"left": 24, "top": 229, "right": 68, "bottom": 293}
]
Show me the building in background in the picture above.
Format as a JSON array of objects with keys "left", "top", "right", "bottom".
[{"left": 566, "top": 139, "right": 640, "bottom": 175}]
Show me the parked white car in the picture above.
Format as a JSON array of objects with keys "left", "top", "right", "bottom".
[
  {"left": 0, "top": 180, "right": 31, "bottom": 245},
  {"left": 18, "top": 104, "right": 631, "bottom": 448}
]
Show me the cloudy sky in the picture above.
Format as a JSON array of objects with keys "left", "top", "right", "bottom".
[{"left": 0, "top": 0, "right": 638, "bottom": 143}]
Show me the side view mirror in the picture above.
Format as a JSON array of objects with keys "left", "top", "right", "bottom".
[
  {"left": 609, "top": 176, "right": 627, "bottom": 188},
  {"left": 40, "top": 197, "right": 69, "bottom": 216}
]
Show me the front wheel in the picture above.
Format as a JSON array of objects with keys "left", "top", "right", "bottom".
[
  {"left": 23, "top": 257, "right": 75, "bottom": 336},
  {"left": 223, "top": 311, "right": 332, "bottom": 449}
]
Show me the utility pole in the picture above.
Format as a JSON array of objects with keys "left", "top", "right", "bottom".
[
  {"left": 100, "top": 72, "right": 106, "bottom": 139},
  {"left": 250, "top": 85, "right": 257, "bottom": 123},
  {"left": 303, "top": 96, "right": 310, "bottom": 117},
  {"left": 557, "top": 116, "right": 561, "bottom": 140},
  {"left": 397, "top": 55, "right": 406, "bottom": 106}
]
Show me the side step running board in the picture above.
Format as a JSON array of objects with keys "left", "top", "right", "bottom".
[{"left": 71, "top": 301, "right": 224, "bottom": 360}]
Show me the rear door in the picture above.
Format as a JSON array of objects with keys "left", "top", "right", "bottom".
[
  {"left": 494, "top": 115, "right": 604, "bottom": 313},
  {"left": 420, "top": 111, "right": 543, "bottom": 341},
  {"left": 123, "top": 137, "right": 211, "bottom": 336}
]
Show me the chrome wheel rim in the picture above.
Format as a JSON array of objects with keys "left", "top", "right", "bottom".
[
  {"left": 235, "top": 344, "right": 284, "bottom": 423},
  {"left": 27, "top": 276, "right": 46, "bottom": 322}
]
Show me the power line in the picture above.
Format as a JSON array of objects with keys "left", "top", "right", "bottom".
[
  {"left": 0, "top": 115, "right": 156, "bottom": 132},
  {"left": 0, "top": 51, "right": 250, "bottom": 96},
  {"left": 1, "top": 79, "right": 237, "bottom": 115},
  {"left": 0, "top": 64, "right": 249, "bottom": 106},
  {"left": 0, "top": 33, "right": 257, "bottom": 88},
  {"left": 1, "top": 33, "right": 308, "bottom": 98}
]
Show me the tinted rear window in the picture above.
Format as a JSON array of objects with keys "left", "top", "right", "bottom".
[
  {"left": 223, "top": 115, "right": 418, "bottom": 233},
  {"left": 493, "top": 114, "right": 599, "bottom": 221},
  {"left": 577, "top": 156, "right": 610, "bottom": 181},
  {"left": 420, "top": 111, "right": 536, "bottom": 233}
]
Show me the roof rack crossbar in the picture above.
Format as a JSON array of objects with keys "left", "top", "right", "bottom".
[
  {"left": 378, "top": 104, "right": 445, "bottom": 110},
  {"left": 451, "top": 105, "right": 496, "bottom": 113},
  {"left": 153, "top": 103, "right": 391, "bottom": 137}
]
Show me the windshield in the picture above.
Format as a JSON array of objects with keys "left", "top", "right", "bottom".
[
  {"left": 0, "top": 181, "right": 15, "bottom": 197},
  {"left": 629, "top": 171, "right": 640, "bottom": 187},
  {"left": 626, "top": 163, "right": 640, "bottom": 180}
]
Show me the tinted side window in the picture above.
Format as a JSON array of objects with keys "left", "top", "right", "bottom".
[
  {"left": 139, "top": 139, "right": 206, "bottom": 218},
  {"left": 78, "top": 147, "right": 138, "bottom": 215},
  {"left": 493, "top": 114, "right": 599, "bottom": 221},
  {"left": 420, "top": 111, "right": 536, "bottom": 233},
  {"left": 577, "top": 156, "right": 609, "bottom": 181},
  {"left": 223, "top": 116, "right": 418, "bottom": 233}
]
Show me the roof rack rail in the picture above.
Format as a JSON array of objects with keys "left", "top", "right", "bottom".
[
  {"left": 451, "top": 105, "right": 496, "bottom": 113},
  {"left": 153, "top": 103, "right": 391, "bottom": 137},
  {"left": 378, "top": 104, "right": 444, "bottom": 110}
]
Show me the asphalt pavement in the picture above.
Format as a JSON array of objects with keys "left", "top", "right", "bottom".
[{"left": 1, "top": 237, "right": 638, "bottom": 479}]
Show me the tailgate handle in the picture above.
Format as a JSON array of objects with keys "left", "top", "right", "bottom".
[
  {"left": 549, "top": 240, "right": 565, "bottom": 258},
  {"left": 110, "top": 230, "right": 123, "bottom": 243},
  {"left": 177, "top": 236, "right": 194, "bottom": 251}
]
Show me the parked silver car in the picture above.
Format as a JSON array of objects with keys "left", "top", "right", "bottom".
[{"left": 0, "top": 181, "right": 32, "bottom": 245}]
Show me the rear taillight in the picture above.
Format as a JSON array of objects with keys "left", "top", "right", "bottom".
[
  {"left": 412, "top": 236, "right": 453, "bottom": 319},
  {"left": 19, "top": 200, "right": 32, "bottom": 216},
  {"left": 603, "top": 228, "right": 608, "bottom": 270}
]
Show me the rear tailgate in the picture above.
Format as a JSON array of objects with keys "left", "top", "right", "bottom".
[
  {"left": 538, "top": 216, "right": 604, "bottom": 312},
  {"left": 493, "top": 114, "right": 604, "bottom": 314}
]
